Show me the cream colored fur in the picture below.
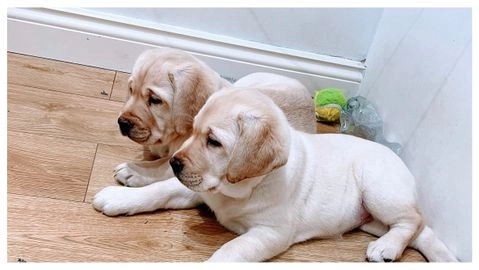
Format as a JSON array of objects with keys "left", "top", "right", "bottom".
[{"left": 94, "top": 88, "right": 457, "bottom": 262}]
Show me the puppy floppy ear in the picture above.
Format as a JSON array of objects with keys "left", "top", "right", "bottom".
[
  {"left": 169, "top": 64, "right": 213, "bottom": 136},
  {"left": 226, "top": 112, "right": 289, "bottom": 183}
]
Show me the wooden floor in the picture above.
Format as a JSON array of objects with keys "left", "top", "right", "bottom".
[{"left": 7, "top": 53, "right": 426, "bottom": 262}]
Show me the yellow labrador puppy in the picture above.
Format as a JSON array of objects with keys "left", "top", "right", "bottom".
[
  {"left": 113, "top": 47, "right": 315, "bottom": 187},
  {"left": 94, "top": 87, "right": 457, "bottom": 262},
  {"left": 114, "top": 47, "right": 230, "bottom": 187}
]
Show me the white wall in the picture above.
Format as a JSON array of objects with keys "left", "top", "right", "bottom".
[
  {"left": 85, "top": 8, "right": 382, "bottom": 61},
  {"left": 7, "top": 8, "right": 369, "bottom": 97},
  {"left": 359, "top": 8, "right": 472, "bottom": 261}
]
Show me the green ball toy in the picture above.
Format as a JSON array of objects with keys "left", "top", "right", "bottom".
[{"left": 314, "top": 88, "right": 347, "bottom": 122}]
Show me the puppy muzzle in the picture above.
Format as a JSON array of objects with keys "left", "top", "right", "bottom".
[
  {"left": 169, "top": 157, "right": 204, "bottom": 190},
  {"left": 117, "top": 116, "right": 151, "bottom": 143}
]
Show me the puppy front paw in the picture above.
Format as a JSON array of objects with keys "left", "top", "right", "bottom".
[
  {"left": 114, "top": 162, "right": 153, "bottom": 187},
  {"left": 92, "top": 186, "right": 142, "bottom": 216},
  {"left": 366, "top": 238, "right": 402, "bottom": 262}
]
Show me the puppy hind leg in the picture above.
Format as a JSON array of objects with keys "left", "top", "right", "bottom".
[
  {"left": 358, "top": 158, "right": 425, "bottom": 262},
  {"left": 365, "top": 207, "right": 423, "bottom": 262},
  {"left": 360, "top": 218, "right": 458, "bottom": 262}
]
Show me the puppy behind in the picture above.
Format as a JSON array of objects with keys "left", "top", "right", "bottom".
[{"left": 118, "top": 47, "right": 230, "bottom": 159}]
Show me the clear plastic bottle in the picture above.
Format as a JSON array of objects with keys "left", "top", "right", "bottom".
[{"left": 340, "top": 96, "right": 402, "bottom": 155}]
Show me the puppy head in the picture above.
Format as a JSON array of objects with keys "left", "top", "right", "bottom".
[
  {"left": 118, "top": 47, "right": 217, "bottom": 147},
  {"left": 170, "top": 88, "right": 290, "bottom": 198}
]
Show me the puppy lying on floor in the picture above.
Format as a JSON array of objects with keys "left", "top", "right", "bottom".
[
  {"left": 94, "top": 88, "right": 457, "bottom": 262},
  {"left": 112, "top": 47, "right": 315, "bottom": 188}
]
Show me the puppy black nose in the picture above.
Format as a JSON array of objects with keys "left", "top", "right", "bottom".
[
  {"left": 118, "top": 117, "right": 134, "bottom": 135},
  {"left": 169, "top": 157, "right": 184, "bottom": 176}
]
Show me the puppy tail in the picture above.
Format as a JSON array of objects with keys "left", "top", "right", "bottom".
[{"left": 410, "top": 226, "right": 458, "bottom": 262}]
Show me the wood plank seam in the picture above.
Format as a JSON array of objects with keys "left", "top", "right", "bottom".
[
  {"left": 83, "top": 143, "right": 100, "bottom": 203},
  {"left": 108, "top": 71, "right": 118, "bottom": 101},
  {"left": 7, "top": 81, "right": 124, "bottom": 105},
  {"left": 7, "top": 191, "right": 90, "bottom": 204}
]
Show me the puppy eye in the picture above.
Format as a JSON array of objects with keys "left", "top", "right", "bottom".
[
  {"left": 207, "top": 137, "right": 222, "bottom": 148},
  {"left": 149, "top": 96, "right": 163, "bottom": 105}
]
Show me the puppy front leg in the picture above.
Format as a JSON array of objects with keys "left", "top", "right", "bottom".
[
  {"left": 115, "top": 157, "right": 174, "bottom": 187},
  {"left": 93, "top": 177, "right": 203, "bottom": 216},
  {"left": 207, "top": 227, "right": 290, "bottom": 262}
]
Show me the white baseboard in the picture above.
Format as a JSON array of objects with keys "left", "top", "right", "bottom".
[{"left": 7, "top": 8, "right": 364, "bottom": 96}]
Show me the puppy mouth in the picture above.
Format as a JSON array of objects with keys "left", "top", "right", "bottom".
[
  {"left": 131, "top": 135, "right": 163, "bottom": 146},
  {"left": 176, "top": 173, "right": 204, "bottom": 191},
  {"left": 118, "top": 117, "right": 152, "bottom": 143},
  {"left": 126, "top": 129, "right": 151, "bottom": 144}
]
